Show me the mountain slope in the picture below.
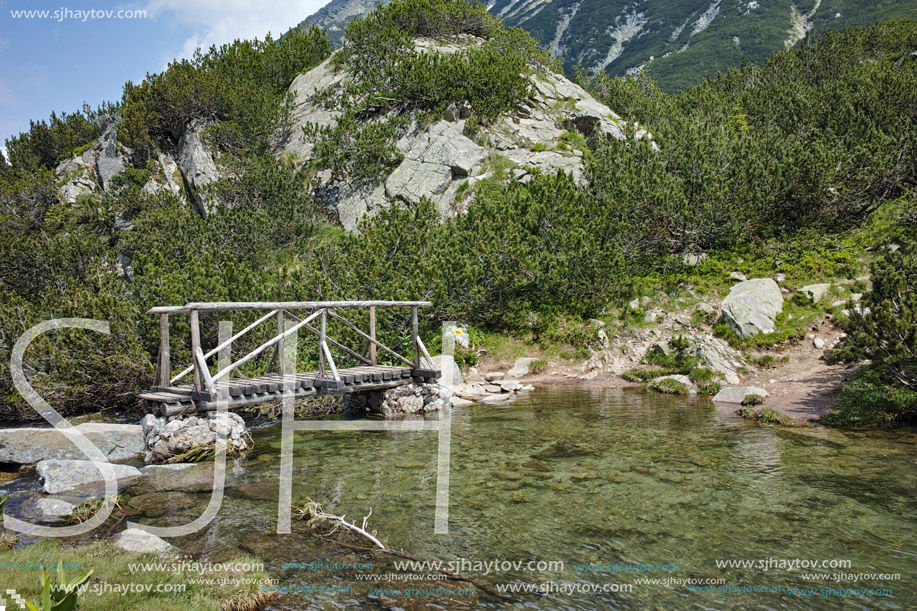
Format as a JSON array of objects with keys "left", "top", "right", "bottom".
[{"left": 304, "top": 0, "right": 917, "bottom": 90}]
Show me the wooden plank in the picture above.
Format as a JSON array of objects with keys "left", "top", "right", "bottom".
[
  {"left": 322, "top": 340, "right": 341, "bottom": 382},
  {"left": 277, "top": 311, "right": 286, "bottom": 377},
  {"left": 369, "top": 306, "right": 377, "bottom": 366},
  {"left": 159, "top": 313, "right": 170, "bottom": 387},
  {"left": 149, "top": 301, "right": 433, "bottom": 314},
  {"left": 190, "top": 309, "right": 201, "bottom": 392},
  {"left": 411, "top": 306, "right": 420, "bottom": 369},
  {"left": 319, "top": 310, "right": 326, "bottom": 378}
]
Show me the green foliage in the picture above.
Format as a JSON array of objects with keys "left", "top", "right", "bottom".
[
  {"left": 24, "top": 567, "right": 93, "bottom": 611},
  {"left": 831, "top": 240, "right": 917, "bottom": 392},
  {"left": 689, "top": 367, "right": 722, "bottom": 396},
  {"left": 120, "top": 25, "right": 331, "bottom": 157},
  {"left": 581, "top": 20, "right": 917, "bottom": 259},
  {"left": 649, "top": 377, "right": 689, "bottom": 395},
  {"left": 5, "top": 106, "right": 104, "bottom": 172},
  {"left": 824, "top": 366, "right": 917, "bottom": 427},
  {"left": 529, "top": 358, "right": 548, "bottom": 374},
  {"left": 740, "top": 407, "right": 795, "bottom": 425},
  {"left": 742, "top": 393, "right": 765, "bottom": 406},
  {"left": 304, "top": 112, "right": 403, "bottom": 180}
]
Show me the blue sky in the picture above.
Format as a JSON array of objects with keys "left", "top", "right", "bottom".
[{"left": 0, "top": 0, "right": 331, "bottom": 155}]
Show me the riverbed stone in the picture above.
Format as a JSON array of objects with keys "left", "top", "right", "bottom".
[
  {"left": 485, "top": 372, "right": 505, "bottom": 382},
  {"left": 128, "top": 491, "right": 198, "bottom": 518},
  {"left": 451, "top": 397, "right": 474, "bottom": 408},
  {"left": 721, "top": 278, "right": 784, "bottom": 338},
  {"left": 113, "top": 528, "right": 174, "bottom": 555},
  {"left": 29, "top": 497, "right": 77, "bottom": 522},
  {"left": 500, "top": 381, "right": 523, "bottom": 392},
  {"left": 37, "top": 459, "right": 141, "bottom": 494},
  {"left": 0, "top": 423, "right": 145, "bottom": 465},
  {"left": 134, "top": 463, "right": 216, "bottom": 493},
  {"left": 712, "top": 386, "right": 769, "bottom": 404},
  {"left": 481, "top": 394, "right": 511, "bottom": 404}
]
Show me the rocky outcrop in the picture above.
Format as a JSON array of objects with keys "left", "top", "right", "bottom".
[
  {"left": 177, "top": 121, "right": 222, "bottom": 217},
  {"left": 56, "top": 151, "right": 98, "bottom": 203},
  {"left": 721, "top": 278, "right": 784, "bottom": 338},
  {"left": 94, "top": 120, "right": 129, "bottom": 190},
  {"left": 797, "top": 283, "right": 831, "bottom": 303},
  {"left": 282, "top": 39, "right": 639, "bottom": 231},
  {"left": 37, "top": 459, "right": 141, "bottom": 494},
  {"left": 141, "top": 412, "right": 249, "bottom": 463},
  {"left": 0, "top": 423, "right": 145, "bottom": 464}
]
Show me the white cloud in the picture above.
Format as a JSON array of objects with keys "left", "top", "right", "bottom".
[{"left": 142, "top": 0, "right": 330, "bottom": 60}]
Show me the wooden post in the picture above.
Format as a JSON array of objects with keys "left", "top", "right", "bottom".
[
  {"left": 276, "top": 310, "right": 287, "bottom": 377},
  {"left": 411, "top": 306, "right": 419, "bottom": 369},
  {"left": 319, "top": 309, "right": 326, "bottom": 379},
  {"left": 158, "top": 313, "right": 171, "bottom": 387},
  {"left": 369, "top": 306, "right": 377, "bottom": 366},
  {"left": 190, "top": 309, "right": 202, "bottom": 392}
]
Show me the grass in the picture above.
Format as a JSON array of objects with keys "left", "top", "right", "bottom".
[
  {"left": 649, "top": 377, "right": 689, "bottom": 395},
  {"left": 738, "top": 407, "right": 806, "bottom": 426},
  {"left": 0, "top": 538, "right": 274, "bottom": 611}
]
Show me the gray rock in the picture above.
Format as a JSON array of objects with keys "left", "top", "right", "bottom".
[
  {"left": 483, "top": 384, "right": 503, "bottom": 393},
  {"left": 430, "top": 354, "right": 463, "bottom": 386},
  {"left": 178, "top": 120, "right": 221, "bottom": 217},
  {"left": 451, "top": 397, "right": 474, "bottom": 408},
  {"left": 590, "top": 319, "right": 610, "bottom": 349},
  {"left": 142, "top": 412, "right": 248, "bottom": 462},
  {"left": 713, "top": 386, "right": 768, "bottom": 404},
  {"left": 628, "top": 298, "right": 641, "bottom": 310},
  {"left": 31, "top": 497, "right": 76, "bottom": 522},
  {"left": 681, "top": 335, "right": 744, "bottom": 385},
  {"left": 644, "top": 308, "right": 664, "bottom": 324},
  {"left": 55, "top": 151, "right": 98, "bottom": 203},
  {"left": 94, "top": 119, "right": 128, "bottom": 190},
  {"left": 37, "top": 460, "right": 141, "bottom": 494},
  {"left": 485, "top": 372, "right": 506, "bottom": 381},
  {"left": 371, "top": 383, "right": 451, "bottom": 417},
  {"left": 481, "top": 393, "right": 511, "bottom": 404},
  {"left": 507, "top": 357, "right": 539, "bottom": 378},
  {"left": 730, "top": 271, "right": 748, "bottom": 282},
  {"left": 797, "top": 283, "right": 831, "bottom": 303},
  {"left": 775, "top": 272, "right": 786, "bottom": 283},
  {"left": 500, "top": 381, "right": 523, "bottom": 392},
  {"left": 721, "top": 279, "right": 784, "bottom": 338},
  {"left": 135, "top": 463, "right": 215, "bottom": 493},
  {"left": 813, "top": 337, "right": 826, "bottom": 350},
  {"left": 682, "top": 251, "right": 708, "bottom": 266},
  {"left": 694, "top": 302, "right": 716, "bottom": 316},
  {"left": 0, "top": 423, "right": 145, "bottom": 464},
  {"left": 113, "top": 528, "right": 174, "bottom": 555}
]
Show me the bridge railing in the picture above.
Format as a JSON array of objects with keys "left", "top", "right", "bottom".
[{"left": 146, "top": 301, "right": 436, "bottom": 393}]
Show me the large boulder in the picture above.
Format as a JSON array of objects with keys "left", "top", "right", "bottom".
[
  {"left": 178, "top": 120, "right": 222, "bottom": 217},
  {"left": 508, "top": 357, "right": 540, "bottom": 378},
  {"left": 0, "top": 423, "right": 145, "bottom": 464},
  {"left": 721, "top": 278, "right": 784, "bottom": 338},
  {"left": 37, "top": 459, "right": 141, "bottom": 494},
  {"left": 681, "top": 335, "right": 744, "bottom": 385}
]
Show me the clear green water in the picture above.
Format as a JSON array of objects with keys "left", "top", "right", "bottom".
[{"left": 143, "top": 388, "right": 917, "bottom": 610}]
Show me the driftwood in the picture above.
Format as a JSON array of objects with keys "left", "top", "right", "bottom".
[{"left": 296, "top": 500, "right": 500, "bottom": 597}]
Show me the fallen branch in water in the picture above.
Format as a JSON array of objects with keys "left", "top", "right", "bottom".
[{"left": 295, "top": 499, "right": 501, "bottom": 597}]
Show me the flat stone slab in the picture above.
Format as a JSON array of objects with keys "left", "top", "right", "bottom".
[
  {"left": 451, "top": 397, "right": 474, "bottom": 408},
  {"left": 113, "top": 528, "right": 174, "bottom": 555},
  {"left": 481, "top": 394, "right": 511, "bottom": 404},
  {"left": 713, "top": 386, "right": 769, "bottom": 404},
  {"left": 37, "top": 459, "right": 141, "bottom": 494},
  {"left": 0, "top": 423, "right": 144, "bottom": 464}
]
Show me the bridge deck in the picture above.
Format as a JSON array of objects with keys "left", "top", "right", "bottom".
[{"left": 140, "top": 365, "right": 440, "bottom": 417}]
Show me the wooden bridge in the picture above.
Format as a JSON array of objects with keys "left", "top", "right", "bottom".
[{"left": 139, "top": 301, "right": 440, "bottom": 416}]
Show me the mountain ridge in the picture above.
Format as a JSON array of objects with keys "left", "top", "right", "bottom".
[{"left": 303, "top": 0, "right": 917, "bottom": 90}]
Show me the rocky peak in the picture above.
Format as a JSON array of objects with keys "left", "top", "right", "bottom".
[{"left": 283, "top": 37, "right": 643, "bottom": 231}]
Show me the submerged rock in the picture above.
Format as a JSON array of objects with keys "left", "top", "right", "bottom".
[
  {"left": 37, "top": 459, "right": 141, "bottom": 494},
  {"left": 0, "top": 423, "right": 145, "bottom": 464}
]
